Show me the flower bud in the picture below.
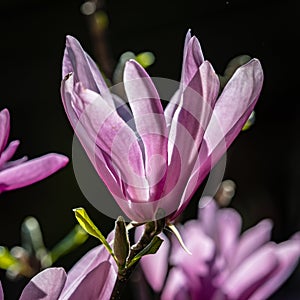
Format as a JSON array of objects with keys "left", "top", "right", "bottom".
[{"left": 114, "top": 216, "right": 130, "bottom": 268}]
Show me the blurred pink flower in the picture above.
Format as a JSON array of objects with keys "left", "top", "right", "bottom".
[
  {"left": 0, "top": 108, "right": 68, "bottom": 193},
  {"left": 0, "top": 236, "right": 117, "bottom": 300},
  {"left": 140, "top": 198, "right": 300, "bottom": 300},
  {"left": 61, "top": 31, "right": 263, "bottom": 222}
]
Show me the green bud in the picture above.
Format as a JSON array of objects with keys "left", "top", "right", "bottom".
[
  {"left": 113, "top": 216, "right": 130, "bottom": 268},
  {"left": 135, "top": 52, "right": 155, "bottom": 68}
]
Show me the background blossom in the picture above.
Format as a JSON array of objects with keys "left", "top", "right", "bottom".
[
  {"left": 140, "top": 198, "right": 300, "bottom": 300},
  {"left": 0, "top": 109, "right": 68, "bottom": 194}
]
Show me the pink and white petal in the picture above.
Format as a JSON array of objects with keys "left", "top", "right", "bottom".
[
  {"left": 61, "top": 75, "right": 130, "bottom": 202},
  {"left": 123, "top": 60, "right": 166, "bottom": 135},
  {"left": 231, "top": 219, "right": 273, "bottom": 269},
  {"left": 138, "top": 230, "right": 170, "bottom": 292},
  {"left": 62, "top": 75, "right": 110, "bottom": 171},
  {"left": 75, "top": 86, "right": 149, "bottom": 203},
  {"left": 164, "top": 30, "right": 201, "bottom": 119},
  {"left": 19, "top": 268, "right": 67, "bottom": 300},
  {"left": 63, "top": 36, "right": 113, "bottom": 106},
  {"left": 197, "top": 196, "right": 218, "bottom": 237},
  {"left": 215, "top": 208, "right": 242, "bottom": 260},
  {"left": 161, "top": 268, "right": 191, "bottom": 300},
  {"left": 172, "top": 59, "right": 264, "bottom": 221},
  {"left": 63, "top": 246, "right": 109, "bottom": 291},
  {"left": 0, "top": 108, "right": 10, "bottom": 153},
  {"left": 181, "top": 35, "right": 204, "bottom": 87},
  {"left": 124, "top": 60, "right": 168, "bottom": 200},
  {"left": 171, "top": 61, "right": 219, "bottom": 150},
  {"left": 183, "top": 29, "right": 192, "bottom": 59},
  {"left": 248, "top": 240, "right": 300, "bottom": 300},
  {"left": 61, "top": 74, "right": 82, "bottom": 128},
  {"left": 0, "top": 140, "right": 20, "bottom": 168},
  {"left": 60, "top": 261, "right": 116, "bottom": 300},
  {"left": 165, "top": 62, "right": 219, "bottom": 220},
  {"left": 0, "top": 153, "right": 68, "bottom": 192},
  {"left": 203, "top": 59, "right": 263, "bottom": 158},
  {"left": 63, "top": 232, "right": 115, "bottom": 293},
  {"left": 222, "top": 244, "right": 278, "bottom": 299}
]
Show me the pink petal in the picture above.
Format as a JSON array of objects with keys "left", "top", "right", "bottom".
[
  {"left": 161, "top": 267, "right": 189, "bottom": 300},
  {"left": 19, "top": 268, "right": 67, "bottom": 300},
  {"left": 183, "top": 29, "right": 192, "bottom": 60},
  {"left": 222, "top": 244, "right": 278, "bottom": 299},
  {"left": 181, "top": 35, "right": 204, "bottom": 87},
  {"left": 73, "top": 86, "right": 150, "bottom": 204},
  {"left": 63, "top": 36, "right": 113, "bottom": 105},
  {"left": 215, "top": 208, "right": 242, "bottom": 261},
  {"left": 63, "top": 232, "right": 115, "bottom": 290},
  {"left": 197, "top": 197, "right": 218, "bottom": 237},
  {"left": 61, "top": 74, "right": 124, "bottom": 195},
  {"left": 0, "top": 109, "right": 10, "bottom": 153},
  {"left": 0, "top": 153, "right": 68, "bottom": 192},
  {"left": 171, "top": 59, "right": 263, "bottom": 221},
  {"left": 232, "top": 219, "right": 273, "bottom": 269},
  {"left": 170, "top": 61, "right": 219, "bottom": 150},
  {"left": 124, "top": 60, "right": 168, "bottom": 201},
  {"left": 62, "top": 74, "right": 143, "bottom": 219},
  {"left": 165, "top": 34, "right": 206, "bottom": 123},
  {"left": 60, "top": 261, "right": 116, "bottom": 300},
  {"left": 203, "top": 59, "right": 263, "bottom": 158},
  {"left": 166, "top": 63, "right": 219, "bottom": 221},
  {"left": 0, "top": 140, "right": 20, "bottom": 168},
  {"left": 249, "top": 239, "right": 300, "bottom": 300},
  {"left": 164, "top": 29, "right": 192, "bottom": 120}
]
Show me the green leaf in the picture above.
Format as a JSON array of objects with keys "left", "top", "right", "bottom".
[
  {"left": 128, "top": 236, "right": 163, "bottom": 268},
  {"left": 73, "top": 208, "right": 113, "bottom": 255}
]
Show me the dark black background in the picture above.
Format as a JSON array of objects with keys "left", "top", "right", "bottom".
[{"left": 0, "top": 0, "right": 299, "bottom": 299}]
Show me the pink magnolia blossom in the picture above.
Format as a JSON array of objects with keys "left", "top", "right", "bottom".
[
  {"left": 139, "top": 198, "right": 300, "bottom": 300},
  {"left": 0, "top": 108, "right": 68, "bottom": 193},
  {"left": 61, "top": 31, "right": 263, "bottom": 222},
  {"left": 0, "top": 239, "right": 117, "bottom": 300}
]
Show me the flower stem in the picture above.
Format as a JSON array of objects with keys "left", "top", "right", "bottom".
[{"left": 110, "top": 219, "right": 165, "bottom": 300}]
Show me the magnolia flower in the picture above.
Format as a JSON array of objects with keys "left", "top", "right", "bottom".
[
  {"left": 61, "top": 31, "right": 263, "bottom": 222},
  {"left": 0, "top": 108, "right": 68, "bottom": 193},
  {"left": 139, "top": 198, "right": 300, "bottom": 300},
  {"left": 0, "top": 242, "right": 117, "bottom": 300}
]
